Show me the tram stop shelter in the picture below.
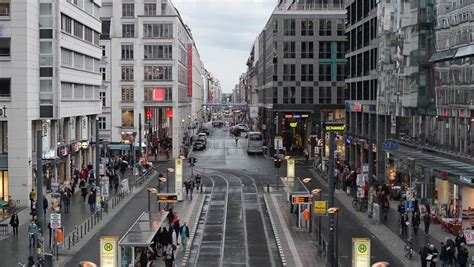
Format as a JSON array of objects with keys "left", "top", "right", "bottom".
[
  {"left": 280, "top": 176, "right": 312, "bottom": 228},
  {"left": 119, "top": 211, "right": 168, "bottom": 266}
]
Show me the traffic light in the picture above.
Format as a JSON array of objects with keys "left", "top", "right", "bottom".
[{"left": 274, "top": 158, "right": 282, "bottom": 168}]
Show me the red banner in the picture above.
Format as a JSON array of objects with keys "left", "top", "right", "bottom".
[{"left": 187, "top": 44, "right": 193, "bottom": 97}]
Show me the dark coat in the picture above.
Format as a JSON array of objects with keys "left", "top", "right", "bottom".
[
  {"left": 88, "top": 194, "right": 95, "bottom": 205},
  {"left": 457, "top": 247, "right": 469, "bottom": 264},
  {"left": 9, "top": 214, "right": 19, "bottom": 227}
]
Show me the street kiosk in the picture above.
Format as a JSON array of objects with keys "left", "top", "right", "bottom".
[{"left": 118, "top": 211, "right": 168, "bottom": 267}]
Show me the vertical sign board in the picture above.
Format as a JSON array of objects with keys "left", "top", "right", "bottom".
[
  {"left": 81, "top": 116, "right": 88, "bottom": 141},
  {"left": 100, "top": 236, "right": 118, "bottom": 267},
  {"left": 50, "top": 213, "right": 61, "bottom": 229},
  {"left": 175, "top": 158, "right": 183, "bottom": 201},
  {"left": 42, "top": 120, "right": 51, "bottom": 152},
  {"left": 69, "top": 117, "right": 76, "bottom": 141},
  {"left": 187, "top": 44, "right": 193, "bottom": 97},
  {"left": 249, "top": 106, "right": 259, "bottom": 119},
  {"left": 287, "top": 159, "right": 295, "bottom": 179},
  {"left": 274, "top": 136, "right": 283, "bottom": 150},
  {"left": 314, "top": 200, "right": 328, "bottom": 216},
  {"left": 352, "top": 238, "right": 370, "bottom": 267}
]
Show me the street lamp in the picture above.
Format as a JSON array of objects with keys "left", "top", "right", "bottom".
[
  {"left": 147, "top": 188, "right": 157, "bottom": 213},
  {"left": 166, "top": 168, "right": 174, "bottom": 193},
  {"left": 284, "top": 155, "right": 291, "bottom": 160},
  {"left": 302, "top": 177, "right": 312, "bottom": 184},
  {"left": 328, "top": 207, "right": 340, "bottom": 267},
  {"left": 312, "top": 188, "right": 322, "bottom": 246}
]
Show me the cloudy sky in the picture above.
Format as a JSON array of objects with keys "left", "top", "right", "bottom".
[{"left": 172, "top": 0, "right": 276, "bottom": 93}]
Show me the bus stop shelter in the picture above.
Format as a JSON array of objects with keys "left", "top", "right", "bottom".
[
  {"left": 119, "top": 211, "right": 168, "bottom": 267},
  {"left": 280, "top": 176, "right": 311, "bottom": 228}
]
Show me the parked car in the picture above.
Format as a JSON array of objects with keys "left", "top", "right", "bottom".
[
  {"left": 234, "top": 124, "right": 249, "bottom": 132},
  {"left": 199, "top": 127, "right": 210, "bottom": 135},
  {"left": 193, "top": 140, "right": 206, "bottom": 150},
  {"left": 197, "top": 134, "right": 207, "bottom": 145}
]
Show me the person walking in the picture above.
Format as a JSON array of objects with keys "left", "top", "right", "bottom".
[
  {"left": 180, "top": 222, "right": 190, "bottom": 251},
  {"left": 29, "top": 189, "right": 36, "bottom": 210},
  {"left": 88, "top": 192, "right": 96, "bottom": 213},
  {"left": 27, "top": 220, "right": 38, "bottom": 248},
  {"left": 400, "top": 212, "right": 409, "bottom": 236},
  {"left": 457, "top": 243, "right": 469, "bottom": 267},
  {"left": 412, "top": 211, "right": 420, "bottom": 235},
  {"left": 43, "top": 196, "right": 48, "bottom": 216},
  {"left": 62, "top": 193, "right": 71, "bottom": 213},
  {"left": 455, "top": 232, "right": 467, "bottom": 251},
  {"left": 80, "top": 179, "right": 88, "bottom": 202},
  {"left": 426, "top": 243, "right": 439, "bottom": 267},
  {"left": 9, "top": 211, "right": 19, "bottom": 236},
  {"left": 423, "top": 211, "right": 431, "bottom": 236}
]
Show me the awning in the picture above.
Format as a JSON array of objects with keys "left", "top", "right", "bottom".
[
  {"left": 280, "top": 176, "right": 310, "bottom": 195},
  {"left": 429, "top": 48, "right": 458, "bottom": 63},
  {"left": 454, "top": 44, "right": 474, "bottom": 59},
  {"left": 119, "top": 211, "right": 168, "bottom": 247},
  {"left": 107, "top": 144, "right": 132, "bottom": 151},
  {"left": 384, "top": 146, "right": 474, "bottom": 187}
]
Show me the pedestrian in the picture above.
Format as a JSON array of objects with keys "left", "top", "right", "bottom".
[
  {"left": 27, "top": 256, "right": 35, "bottom": 267},
  {"left": 455, "top": 232, "right": 467, "bottom": 250},
  {"left": 189, "top": 180, "right": 194, "bottom": 196},
  {"left": 457, "top": 243, "right": 469, "bottom": 267},
  {"left": 47, "top": 222, "right": 52, "bottom": 248},
  {"left": 180, "top": 222, "right": 190, "bottom": 251},
  {"left": 439, "top": 242, "right": 447, "bottom": 267},
  {"left": 29, "top": 189, "right": 36, "bottom": 210},
  {"left": 445, "top": 238, "right": 456, "bottom": 266},
  {"left": 30, "top": 201, "right": 37, "bottom": 221},
  {"left": 427, "top": 243, "right": 439, "bottom": 267},
  {"left": 88, "top": 193, "right": 96, "bottom": 213},
  {"left": 184, "top": 179, "right": 189, "bottom": 195},
  {"left": 27, "top": 220, "right": 38, "bottom": 248},
  {"left": 9, "top": 211, "right": 19, "bottom": 236},
  {"left": 167, "top": 208, "right": 175, "bottom": 224},
  {"left": 412, "top": 212, "right": 420, "bottom": 235},
  {"left": 62, "top": 193, "right": 70, "bottom": 213},
  {"left": 400, "top": 212, "right": 409, "bottom": 236},
  {"left": 80, "top": 179, "right": 88, "bottom": 202},
  {"left": 423, "top": 211, "right": 431, "bottom": 236},
  {"left": 43, "top": 196, "right": 48, "bottom": 216},
  {"left": 420, "top": 243, "right": 430, "bottom": 267}
]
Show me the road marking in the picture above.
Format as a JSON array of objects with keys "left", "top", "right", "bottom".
[{"left": 270, "top": 194, "right": 304, "bottom": 267}]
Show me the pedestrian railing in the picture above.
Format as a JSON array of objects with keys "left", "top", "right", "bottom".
[{"left": 0, "top": 223, "right": 8, "bottom": 236}]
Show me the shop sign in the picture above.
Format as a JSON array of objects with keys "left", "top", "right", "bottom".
[
  {"left": 249, "top": 106, "right": 258, "bottom": 119},
  {"left": 461, "top": 176, "right": 474, "bottom": 184},
  {"left": 81, "top": 141, "right": 89, "bottom": 149},
  {"left": 314, "top": 200, "right": 328, "bottom": 216},
  {"left": 353, "top": 102, "right": 362, "bottom": 112},
  {"left": 42, "top": 120, "right": 51, "bottom": 151},
  {"left": 382, "top": 142, "right": 399, "bottom": 150},
  {"left": 69, "top": 117, "right": 76, "bottom": 141},
  {"left": 100, "top": 236, "right": 118, "bottom": 267},
  {"left": 290, "top": 122, "right": 298, "bottom": 128},
  {"left": 81, "top": 116, "right": 88, "bottom": 141},
  {"left": 42, "top": 149, "right": 56, "bottom": 160},
  {"left": 274, "top": 137, "right": 283, "bottom": 150},
  {"left": 59, "top": 145, "right": 70, "bottom": 157},
  {"left": 352, "top": 238, "right": 370, "bottom": 267},
  {"left": 0, "top": 105, "right": 7, "bottom": 118},
  {"left": 324, "top": 122, "right": 346, "bottom": 132}
]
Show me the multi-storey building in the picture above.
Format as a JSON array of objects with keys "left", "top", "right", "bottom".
[
  {"left": 0, "top": 0, "right": 103, "bottom": 202},
  {"left": 99, "top": 0, "right": 204, "bottom": 159},
  {"left": 254, "top": 0, "right": 347, "bottom": 155}
]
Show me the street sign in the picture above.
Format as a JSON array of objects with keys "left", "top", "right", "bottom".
[
  {"left": 324, "top": 122, "right": 346, "bottom": 132},
  {"left": 274, "top": 136, "right": 283, "bottom": 150},
  {"left": 50, "top": 213, "right": 61, "bottom": 229},
  {"left": 291, "top": 195, "right": 312, "bottom": 204},
  {"left": 157, "top": 193, "right": 178, "bottom": 203},
  {"left": 100, "top": 236, "right": 118, "bottom": 267},
  {"left": 314, "top": 200, "right": 328, "bottom": 216},
  {"left": 352, "top": 238, "right": 371, "bottom": 267}
]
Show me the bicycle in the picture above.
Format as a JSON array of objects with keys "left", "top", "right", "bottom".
[{"left": 352, "top": 198, "right": 368, "bottom": 212}]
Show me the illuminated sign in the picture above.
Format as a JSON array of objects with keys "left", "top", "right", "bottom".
[
  {"left": 157, "top": 193, "right": 178, "bottom": 203},
  {"left": 290, "top": 122, "right": 298, "bottom": 128},
  {"left": 314, "top": 201, "right": 328, "bottom": 216},
  {"left": 291, "top": 195, "right": 312, "bottom": 204},
  {"left": 284, "top": 114, "right": 293, "bottom": 119},
  {"left": 100, "top": 236, "right": 118, "bottom": 267},
  {"left": 352, "top": 238, "right": 371, "bottom": 267},
  {"left": 153, "top": 88, "right": 165, "bottom": 101},
  {"left": 324, "top": 122, "right": 346, "bottom": 132},
  {"left": 81, "top": 141, "right": 89, "bottom": 149},
  {"left": 293, "top": 115, "right": 301, "bottom": 118},
  {"left": 301, "top": 114, "right": 309, "bottom": 118},
  {"left": 287, "top": 159, "right": 295, "bottom": 178},
  {"left": 166, "top": 109, "right": 173, "bottom": 118}
]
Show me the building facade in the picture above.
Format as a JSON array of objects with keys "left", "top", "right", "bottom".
[
  {"left": 0, "top": 0, "right": 103, "bottom": 202},
  {"left": 99, "top": 0, "right": 204, "bottom": 159}
]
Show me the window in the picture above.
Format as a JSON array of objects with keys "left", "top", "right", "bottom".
[
  {"left": 337, "top": 64, "right": 346, "bottom": 81},
  {"left": 283, "top": 64, "right": 296, "bottom": 81},
  {"left": 283, "top": 42, "right": 296, "bottom": 58},
  {"left": 143, "top": 23, "right": 173, "bottom": 38},
  {"left": 40, "top": 67, "right": 53, "bottom": 77},
  {"left": 319, "top": 64, "right": 331, "bottom": 81},
  {"left": 84, "top": 56, "right": 93, "bottom": 71},
  {"left": 272, "top": 87, "right": 278, "bottom": 104},
  {"left": 121, "top": 109, "right": 134, "bottom": 128},
  {"left": 101, "top": 19, "right": 111, "bottom": 39},
  {"left": 144, "top": 87, "right": 173, "bottom": 101},
  {"left": 100, "top": 67, "right": 106, "bottom": 81},
  {"left": 121, "top": 44, "right": 134, "bottom": 60},
  {"left": 0, "top": 79, "right": 11, "bottom": 97},
  {"left": 121, "top": 86, "right": 134, "bottom": 101},
  {"left": 61, "top": 48, "right": 73, "bottom": 66},
  {"left": 320, "top": 19, "right": 332, "bottom": 36},
  {"left": 283, "top": 87, "right": 296, "bottom": 104},
  {"left": 337, "top": 42, "right": 345, "bottom": 58},
  {"left": 101, "top": 45, "right": 106, "bottom": 57},
  {"left": 73, "top": 20, "right": 83, "bottom": 38},
  {"left": 84, "top": 27, "right": 93, "bottom": 43},
  {"left": 301, "top": 64, "right": 314, "bottom": 81},
  {"left": 144, "top": 44, "right": 173, "bottom": 59},
  {"left": 99, "top": 91, "right": 106, "bottom": 106},
  {"left": 301, "top": 87, "right": 314, "bottom": 104},
  {"left": 40, "top": 29, "right": 53, "bottom": 39},
  {"left": 98, "top": 117, "right": 106, "bottom": 130},
  {"left": 0, "top": 1, "right": 10, "bottom": 16},
  {"left": 319, "top": 87, "right": 332, "bottom": 104},
  {"left": 0, "top": 38, "right": 11, "bottom": 57},
  {"left": 144, "top": 3, "right": 156, "bottom": 16},
  {"left": 122, "top": 24, "right": 135, "bottom": 38},
  {"left": 61, "top": 14, "right": 72, "bottom": 34},
  {"left": 301, "top": 19, "right": 314, "bottom": 36},
  {"left": 74, "top": 53, "right": 83, "bottom": 69},
  {"left": 301, "top": 42, "right": 313, "bottom": 58},
  {"left": 319, "top": 42, "right": 331, "bottom": 59},
  {"left": 337, "top": 20, "right": 345, "bottom": 36},
  {"left": 283, "top": 19, "right": 295, "bottom": 36},
  {"left": 122, "top": 3, "right": 134, "bottom": 17},
  {"left": 121, "top": 66, "right": 134, "bottom": 80},
  {"left": 337, "top": 87, "right": 346, "bottom": 104},
  {"left": 273, "top": 19, "right": 278, "bottom": 36},
  {"left": 144, "top": 66, "right": 172, "bottom": 80}
]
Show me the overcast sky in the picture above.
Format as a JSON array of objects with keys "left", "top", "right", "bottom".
[{"left": 172, "top": 0, "right": 276, "bottom": 93}]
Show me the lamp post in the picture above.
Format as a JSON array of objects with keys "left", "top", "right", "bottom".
[
  {"left": 312, "top": 188, "right": 322, "bottom": 246},
  {"left": 166, "top": 168, "right": 174, "bottom": 193},
  {"left": 147, "top": 188, "right": 157, "bottom": 213},
  {"left": 328, "top": 207, "right": 340, "bottom": 267}
]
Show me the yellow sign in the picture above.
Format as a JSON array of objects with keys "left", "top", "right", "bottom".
[
  {"left": 287, "top": 159, "right": 295, "bottom": 178},
  {"left": 289, "top": 122, "right": 298, "bottom": 128},
  {"left": 352, "top": 238, "right": 370, "bottom": 267},
  {"left": 175, "top": 158, "right": 183, "bottom": 201},
  {"left": 275, "top": 136, "right": 283, "bottom": 140},
  {"left": 314, "top": 200, "right": 328, "bottom": 216},
  {"left": 325, "top": 124, "right": 346, "bottom": 132},
  {"left": 100, "top": 236, "right": 118, "bottom": 267}
]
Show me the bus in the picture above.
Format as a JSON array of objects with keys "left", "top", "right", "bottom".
[{"left": 246, "top": 132, "right": 264, "bottom": 154}]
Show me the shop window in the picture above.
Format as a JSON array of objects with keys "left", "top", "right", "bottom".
[
  {"left": 144, "top": 87, "right": 172, "bottom": 101},
  {"left": 121, "top": 109, "right": 134, "bottom": 128},
  {"left": 0, "top": 171, "right": 9, "bottom": 202}
]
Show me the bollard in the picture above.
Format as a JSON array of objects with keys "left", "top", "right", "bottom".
[
  {"left": 267, "top": 183, "right": 270, "bottom": 193},
  {"left": 68, "top": 235, "right": 71, "bottom": 250},
  {"left": 80, "top": 224, "right": 83, "bottom": 238},
  {"left": 72, "top": 232, "right": 75, "bottom": 246}
]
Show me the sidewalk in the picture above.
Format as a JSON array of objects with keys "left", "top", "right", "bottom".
[{"left": 0, "top": 169, "right": 139, "bottom": 265}]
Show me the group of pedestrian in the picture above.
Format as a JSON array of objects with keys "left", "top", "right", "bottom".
[
  {"left": 143, "top": 208, "right": 190, "bottom": 267},
  {"left": 420, "top": 232, "right": 470, "bottom": 267},
  {"left": 397, "top": 200, "right": 432, "bottom": 237}
]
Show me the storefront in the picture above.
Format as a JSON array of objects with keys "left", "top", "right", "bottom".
[
  {"left": 280, "top": 113, "right": 311, "bottom": 154},
  {"left": 0, "top": 170, "right": 8, "bottom": 200}
]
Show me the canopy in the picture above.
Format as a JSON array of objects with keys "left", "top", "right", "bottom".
[{"left": 119, "top": 211, "right": 168, "bottom": 247}]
